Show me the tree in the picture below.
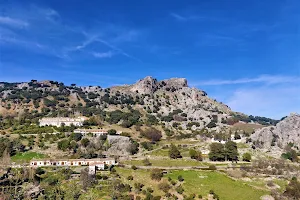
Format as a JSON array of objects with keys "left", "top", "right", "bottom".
[
  {"left": 108, "top": 129, "right": 117, "bottom": 135},
  {"left": 208, "top": 143, "right": 225, "bottom": 161},
  {"left": 150, "top": 169, "right": 163, "bottom": 181},
  {"left": 178, "top": 175, "right": 184, "bottom": 182},
  {"left": 141, "top": 128, "right": 162, "bottom": 142},
  {"left": 81, "top": 138, "right": 90, "bottom": 147},
  {"left": 169, "top": 143, "right": 182, "bottom": 159},
  {"left": 234, "top": 131, "right": 241, "bottom": 140},
  {"left": 70, "top": 132, "right": 82, "bottom": 142},
  {"left": 225, "top": 141, "right": 239, "bottom": 161},
  {"left": 189, "top": 149, "right": 203, "bottom": 161},
  {"left": 242, "top": 152, "right": 251, "bottom": 162}
]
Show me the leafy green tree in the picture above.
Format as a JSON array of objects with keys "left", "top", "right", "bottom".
[
  {"left": 108, "top": 129, "right": 117, "bottom": 135},
  {"left": 208, "top": 143, "right": 225, "bottom": 161},
  {"left": 169, "top": 143, "right": 182, "bottom": 159},
  {"left": 189, "top": 149, "right": 203, "bottom": 161},
  {"left": 81, "top": 138, "right": 90, "bottom": 147},
  {"left": 225, "top": 141, "right": 239, "bottom": 161},
  {"left": 242, "top": 152, "right": 251, "bottom": 162}
]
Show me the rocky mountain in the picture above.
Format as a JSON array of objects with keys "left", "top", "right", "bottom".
[
  {"left": 0, "top": 76, "right": 279, "bottom": 137},
  {"left": 251, "top": 113, "right": 300, "bottom": 151}
]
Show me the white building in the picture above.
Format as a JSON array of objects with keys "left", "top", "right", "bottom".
[
  {"left": 39, "top": 117, "right": 87, "bottom": 127},
  {"left": 74, "top": 129, "right": 108, "bottom": 137},
  {"left": 30, "top": 158, "right": 116, "bottom": 170}
]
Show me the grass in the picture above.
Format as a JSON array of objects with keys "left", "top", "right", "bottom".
[
  {"left": 116, "top": 167, "right": 165, "bottom": 196},
  {"left": 11, "top": 151, "right": 47, "bottom": 163},
  {"left": 123, "top": 158, "right": 207, "bottom": 167},
  {"left": 147, "top": 148, "right": 190, "bottom": 157},
  {"left": 167, "top": 170, "right": 269, "bottom": 200}
]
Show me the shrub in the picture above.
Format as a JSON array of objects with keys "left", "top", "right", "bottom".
[
  {"left": 178, "top": 175, "right": 184, "bottom": 182},
  {"left": 131, "top": 165, "right": 137, "bottom": 170},
  {"left": 143, "top": 158, "right": 152, "bottom": 166},
  {"left": 208, "top": 165, "right": 217, "bottom": 170},
  {"left": 127, "top": 175, "right": 133, "bottom": 180},
  {"left": 169, "top": 143, "right": 182, "bottom": 159},
  {"left": 141, "top": 128, "right": 162, "bottom": 142},
  {"left": 242, "top": 152, "right": 251, "bottom": 162},
  {"left": 158, "top": 182, "right": 171, "bottom": 193},
  {"left": 176, "top": 185, "right": 184, "bottom": 194},
  {"left": 150, "top": 169, "right": 163, "bottom": 181}
]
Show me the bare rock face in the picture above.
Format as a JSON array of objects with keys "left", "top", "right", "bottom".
[
  {"left": 106, "top": 135, "right": 132, "bottom": 156},
  {"left": 159, "top": 78, "right": 188, "bottom": 90},
  {"left": 251, "top": 113, "right": 300, "bottom": 150},
  {"left": 130, "top": 76, "right": 158, "bottom": 94}
]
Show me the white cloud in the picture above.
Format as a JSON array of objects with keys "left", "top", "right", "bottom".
[
  {"left": 226, "top": 85, "right": 300, "bottom": 119},
  {"left": 170, "top": 13, "right": 187, "bottom": 21},
  {"left": 0, "top": 16, "right": 28, "bottom": 28},
  {"left": 191, "top": 75, "right": 300, "bottom": 86},
  {"left": 92, "top": 51, "right": 114, "bottom": 58}
]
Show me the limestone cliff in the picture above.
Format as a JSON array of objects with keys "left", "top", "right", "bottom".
[{"left": 251, "top": 113, "right": 300, "bottom": 150}]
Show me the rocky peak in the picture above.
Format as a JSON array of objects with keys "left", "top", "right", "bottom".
[
  {"left": 159, "top": 78, "right": 188, "bottom": 90},
  {"left": 251, "top": 113, "right": 300, "bottom": 151},
  {"left": 130, "top": 76, "right": 158, "bottom": 94}
]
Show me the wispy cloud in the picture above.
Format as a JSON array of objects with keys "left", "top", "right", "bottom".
[
  {"left": 226, "top": 85, "right": 300, "bottom": 119},
  {"left": 170, "top": 13, "right": 188, "bottom": 21},
  {"left": 170, "top": 12, "right": 205, "bottom": 22},
  {"left": 191, "top": 75, "right": 300, "bottom": 86},
  {"left": 92, "top": 51, "right": 114, "bottom": 58},
  {"left": 0, "top": 16, "right": 28, "bottom": 28}
]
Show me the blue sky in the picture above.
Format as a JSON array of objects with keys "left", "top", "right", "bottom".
[{"left": 0, "top": 0, "right": 299, "bottom": 119}]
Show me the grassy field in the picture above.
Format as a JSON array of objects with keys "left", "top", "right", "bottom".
[
  {"left": 123, "top": 158, "right": 207, "bottom": 167},
  {"left": 147, "top": 148, "right": 190, "bottom": 157},
  {"left": 167, "top": 170, "right": 269, "bottom": 200},
  {"left": 11, "top": 151, "right": 47, "bottom": 163},
  {"left": 116, "top": 167, "right": 165, "bottom": 196}
]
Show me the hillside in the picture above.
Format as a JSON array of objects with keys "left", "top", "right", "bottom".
[
  {"left": 251, "top": 113, "right": 300, "bottom": 152},
  {"left": 0, "top": 77, "right": 278, "bottom": 134},
  {"left": 0, "top": 77, "right": 299, "bottom": 200}
]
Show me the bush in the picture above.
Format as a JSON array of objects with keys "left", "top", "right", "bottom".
[
  {"left": 169, "top": 143, "right": 182, "bottom": 159},
  {"left": 141, "top": 128, "right": 162, "bottom": 142},
  {"left": 150, "top": 169, "right": 163, "bottom": 181},
  {"left": 208, "top": 165, "right": 217, "bottom": 170},
  {"left": 178, "top": 175, "right": 184, "bottom": 182},
  {"left": 176, "top": 185, "right": 184, "bottom": 194},
  {"left": 131, "top": 165, "right": 137, "bottom": 170},
  {"left": 158, "top": 182, "right": 171, "bottom": 193},
  {"left": 242, "top": 152, "right": 251, "bottom": 162},
  {"left": 127, "top": 175, "right": 133, "bottom": 180},
  {"left": 142, "top": 158, "right": 152, "bottom": 166},
  {"left": 108, "top": 129, "right": 117, "bottom": 135}
]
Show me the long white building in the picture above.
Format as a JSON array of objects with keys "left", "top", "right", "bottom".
[
  {"left": 74, "top": 129, "right": 108, "bottom": 136},
  {"left": 39, "top": 117, "right": 87, "bottom": 127},
  {"left": 30, "top": 158, "right": 116, "bottom": 170}
]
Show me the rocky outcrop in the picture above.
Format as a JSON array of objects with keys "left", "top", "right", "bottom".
[
  {"left": 130, "top": 76, "right": 158, "bottom": 94},
  {"left": 251, "top": 113, "right": 300, "bottom": 150},
  {"left": 129, "top": 76, "right": 188, "bottom": 94},
  {"left": 106, "top": 135, "right": 132, "bottom": 156}
]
